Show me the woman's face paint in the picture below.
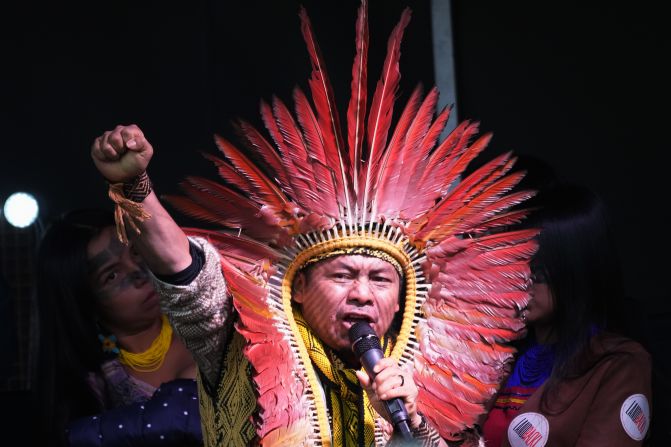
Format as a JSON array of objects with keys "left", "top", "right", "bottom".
[{"left": 87, "top": 227, "right": 161, "bottom": 335}]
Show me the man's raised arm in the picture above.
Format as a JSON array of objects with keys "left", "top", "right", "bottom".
[{"left": 90, "top": 123, "right": 191, "bottom": 275}]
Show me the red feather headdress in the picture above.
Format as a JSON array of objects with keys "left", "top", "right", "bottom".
[{"left": 165, "top": 1, "right": 536, "bottom": 444}]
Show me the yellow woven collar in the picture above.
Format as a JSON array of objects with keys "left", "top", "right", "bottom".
[{"left": 294, "top": 309, "right": 391, "bottom": 447}]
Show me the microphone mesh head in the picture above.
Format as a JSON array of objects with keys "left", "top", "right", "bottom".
[
  {"left": 352, "top": 334, "right": 382, "bottom": 356},
  {"left": 348, "top": 321, "right": 376, "bottom": 343},
  {"left": 349, "top": 322, "right": 382, "bottom": 356}
]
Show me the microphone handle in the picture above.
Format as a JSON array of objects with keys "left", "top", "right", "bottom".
[{"left": 359, "top": 348, "right": 413, "bottom": 441}]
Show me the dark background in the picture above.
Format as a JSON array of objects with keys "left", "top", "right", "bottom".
[{"left": 1, "top": 0, "right": 669, "bottom": 443}]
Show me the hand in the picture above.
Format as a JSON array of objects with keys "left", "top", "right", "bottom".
[
  {"left": 356, "top": 357, "right": 422, "bottom": 429},
  {"left": 91, "top": 124, "right": 153, "bottom": 183}
]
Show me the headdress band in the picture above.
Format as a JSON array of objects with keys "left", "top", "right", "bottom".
[{"left": 301, "top": 246, "right": 403, "bottom": 277}]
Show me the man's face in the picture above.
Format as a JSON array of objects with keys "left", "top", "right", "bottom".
[{"left": 293, "top": 254, "right": 401, "bottom": 352}]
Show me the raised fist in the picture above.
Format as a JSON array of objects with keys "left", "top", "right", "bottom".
[{"left": 91, "top": 124, "right": 153, "bottom": 183}]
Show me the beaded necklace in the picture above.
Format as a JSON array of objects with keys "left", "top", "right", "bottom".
[
  {"left": 119, "top": 315, "right": 173, "bottom": 373},
  {"left": 516, "top": 341, "right": 555, "bottom": 387}
]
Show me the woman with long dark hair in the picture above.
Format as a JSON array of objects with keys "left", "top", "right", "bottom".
[
  {"left": 482, "top": 183, "right": 652, "bottom": 446},
  {"left": 32, "top": 209, "right": 202, "bottom": 446}
]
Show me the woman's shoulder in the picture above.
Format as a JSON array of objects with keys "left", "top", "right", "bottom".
[{"left": 591, "top": 331, "right": 650, "bottom": 358}]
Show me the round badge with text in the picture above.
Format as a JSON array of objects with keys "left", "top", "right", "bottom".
[
  {"left": 507, "top": 412, "right": 549, "bottom": 447},
  {"left": 620, "top": 394, "right": 650, "bottom": 441}
]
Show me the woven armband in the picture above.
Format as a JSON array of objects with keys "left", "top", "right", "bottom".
[
  {"left": 122, "top": 171, "right": 153, "bottom": 202},
  {"left": 107, "top": 171, "right": 153, "bottom": 244}
]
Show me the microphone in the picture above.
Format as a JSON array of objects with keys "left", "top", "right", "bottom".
[{"left": 349, "top": 322, "right": 414, "bottom": 442}]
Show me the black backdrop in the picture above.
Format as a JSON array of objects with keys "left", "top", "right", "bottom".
[{"left": 1, "top": 0, "right": 669, "bottom": 441}]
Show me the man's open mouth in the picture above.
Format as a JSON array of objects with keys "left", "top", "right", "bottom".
[{"left": 342, "top": 313, "right": 374, "bottom": 325}]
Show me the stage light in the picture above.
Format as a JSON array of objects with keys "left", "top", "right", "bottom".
[{"left": 3, "top": 192, "right": 39, "bottom": 228}]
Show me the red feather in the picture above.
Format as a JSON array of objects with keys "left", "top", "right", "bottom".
[
  {"left": 445, "top": 152, "right": 515, "bottom": 208},
  {"left": 403, "top": 103, "right": 452, "bottom": 206},
  {"left": 201, "top": 152, "right": 254, "bottom": 195},
  {"left": 214, "top": 134, "right": 290, "bottom": 214},
  {"left": 472, "top": 208, "right": 534, "bottom": 233},
  {"left": 299, "top": 7, "right": 352, "bottom": 216},
  {"left": 163, "top": 195, "right": 230, "bottom": 227},
  {"left": 347, "top": 0, "right": 368, "bottom": 196},
  {"left": 260, "top": 98, "right": 312, "bottom": 207},
  {"left": 455, "top": 189, "right": 534, "bottom": 235},
  {"left": 293, "top": 87, "right": 340, "bottom": 215},
  {"left": 376, "top": 87, "right": 439, "bottom": 218},
  {"left": 271, "top": 96, "right": 322, "bottom": 211},
  {"left": 361, "top": 8, "right": 411, "bottom": 225},
  {"left": 235, "top": 118, "right": 291, "bottom": 192},
  {"left": 412, "top": 151, "right": 515, "bottom": 232},
  {"left": 416, "top": 138, "right": 523, "bottom": 240},
  {"left": 415, "top": 121, "right": 481, "bottom": 195},
  {"left": 183, "top": 227, "right": 281, "bottom": 265},
  {"left": 260, "top": 100, "right": 284, "bottom": 150},
  {"left": 367, "top": 84, "right": 423, "bottom": 216}
]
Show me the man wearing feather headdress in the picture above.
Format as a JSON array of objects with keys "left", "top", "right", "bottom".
[{"left": 90, "top": 2, "right": 535, "bottom": 446}]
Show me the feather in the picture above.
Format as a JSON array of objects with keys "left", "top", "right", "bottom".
[
  {"left": 260, "top": 98, "right": 315, "bottom": 209},
  {"left": 183, "top": 227, "right": 281, "bottom": 265},
  {"left": 419, "top": 325, "right": 515, "bottom": 372},
  {"left": 271, "top": 96, "right": 323, "bottom": 211},
  {"left": 442, "top": 152, "right": 515, "bottom": 209},
  {"left": 168, "top": 179, "right": 283, "bottom": 242},
  {"left": 405, "top": 122, "right": 483, "bottom": 223},
  {"left": 452, "top": 190, "right": 534, "bottom": 237},
  {"left": 235, "top": 118, "right": 291, "bottom": 192},
  {"left": 222, "top": 256, "right": 310, "bottom": 442},
  {"left": 401, "top": 104, "right": 452, "bottom": 216},
  {"left": 416, "top": 120, "right": 480, "bottom": 192},
  {"left": 361, "top": 8, "right": 411, "bottom": 226},
  {"left": 201, "top": 152, "right": 255, "bottom": 196},
  {"left": 417, "top": 170, "right": 525, "bottom": 241},
  {"left": 181, "top": 177, "right": 260, "bottom": 213},
  {"left": 259, "top": 419, "right": 311, "bottom": 446},
  {"left": 427, "top": 315, "right": 520, "bottom": 344},
  {"left": 414, "top": 353, "right": 490, "bottom": 436},
  {"left": 299, "top": 7, "right": 352, "bottom": 220},
  {"left": 417, "top": 104, "right": 451, "bottom": 161},
  {"left": 347, "top": 0, "right": 368, "bottom": 195},
  {"left": 214, "top": 134, "right": 291, "bottom": 215},
  {"left": 472, "top": 208, "right": 535, "bottom": 233},
  {"left": 466, "top": 190, "right": 536, "bottom": 230},
  {"left": 260, "top": 100, "right": 284, "bottom": 152},
  {"left": 163, "top": 195, "right": 232, "bottom": 228},
  {"left": 427, "top": 228, "right": 538, "bottom": 262},
  {"left": 293, "top": 87, "right": 340, "bottom": 216},
  {"left": 367, "top": 84, "right": 423, "bottom": 218},
  {"left": 475, "top": 228, "right": 539, "bottom": 250},
  {"left": 423, "top": 300, "right": 525, "bottom": 332},
  {"left": 432, "top": 285, "right": 530, "bottom": 309},
  {"left": 376, "top": 87, "right": 439, "bottom": 218}
]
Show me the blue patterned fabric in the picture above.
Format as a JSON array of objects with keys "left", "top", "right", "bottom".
[
  {"left": 506, "top": 341, "right": 555, "bottom": 390},
  {"left": 66, "top": 379, "right": 202, "bottom": 447}
]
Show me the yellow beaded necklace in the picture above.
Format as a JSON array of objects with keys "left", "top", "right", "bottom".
[{"left": 119, "top": 314, "right": 173, "bottom": 373}]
